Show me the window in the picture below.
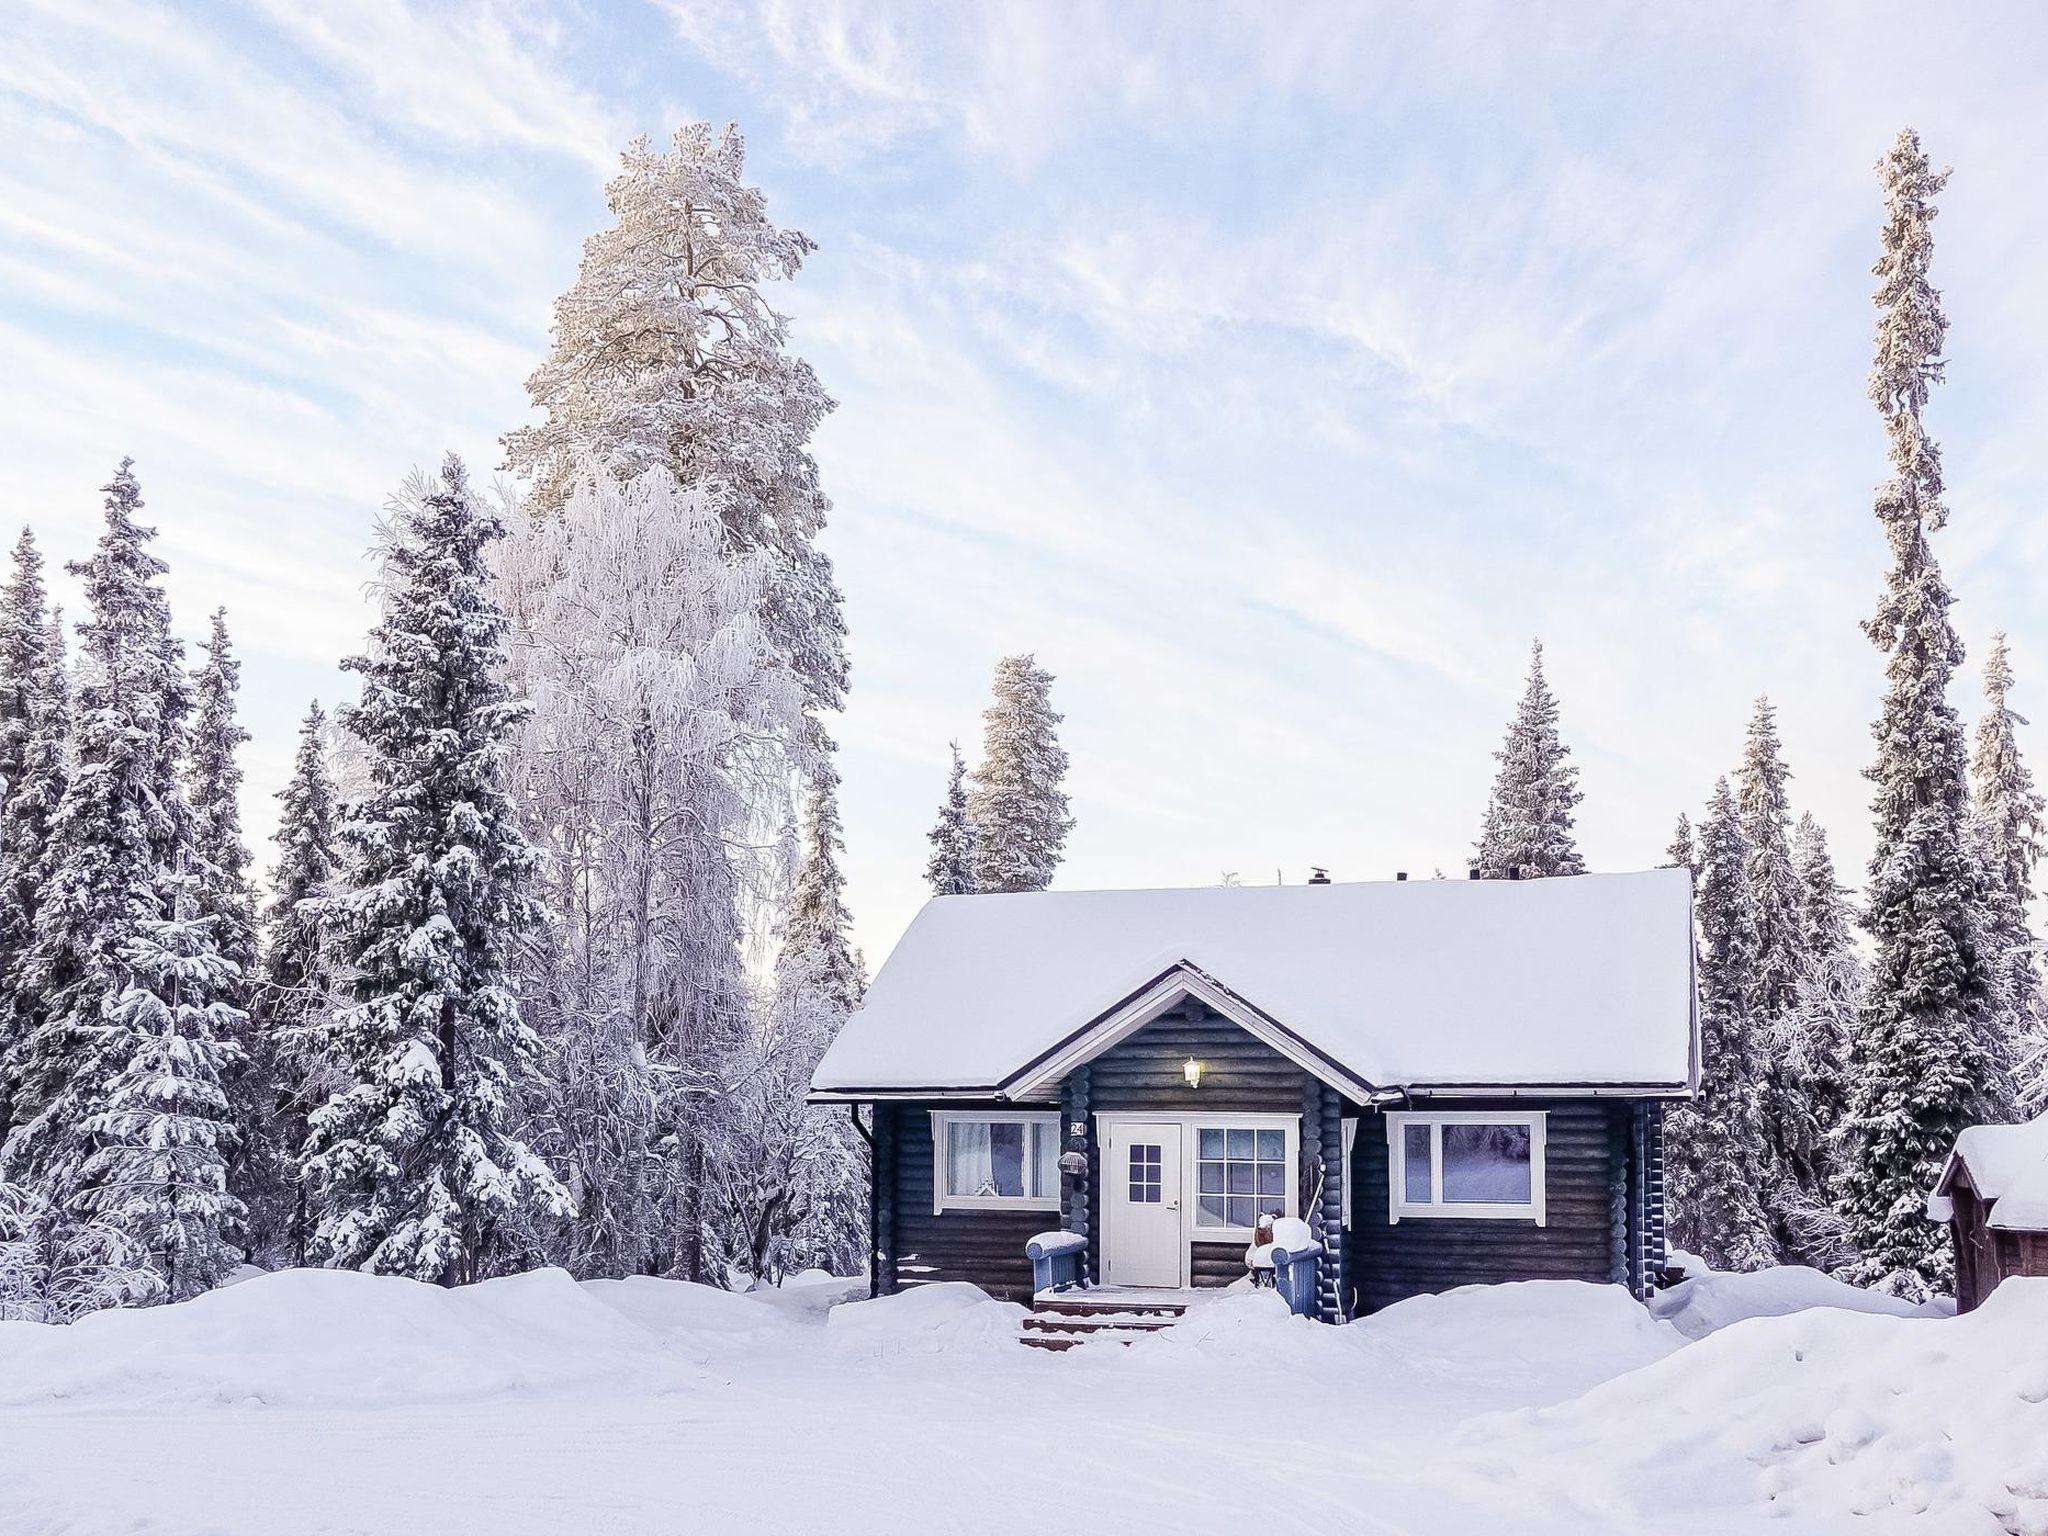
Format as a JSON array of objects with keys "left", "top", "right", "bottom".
[
  {"left": 931, "top": 1113, "right": 1061, "bottom": 1213},
  {"left": 1195, "top": 1126, "right": 1290, "bottom": 1230},
  {"left": 1386, "top": 1111, "right": 1547, "bottom": 1224},
  {"left": 1127, "top": 1143, "right": 1162, "bottom": 1203}
]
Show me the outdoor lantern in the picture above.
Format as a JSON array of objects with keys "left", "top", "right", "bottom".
[{"left": 1183, "top": 1056, "right": 1204, "bottom": 1090}]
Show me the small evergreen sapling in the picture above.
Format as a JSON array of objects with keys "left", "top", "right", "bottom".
[
  {"left": 970, "top": 655, "right": 1074, "bottom": 894},
  {"left": 925, "top": 742, "right": 980, "bottom": 896},
  {"left": 1473, "top": 640, "right": 1585, "bottom": 879}
]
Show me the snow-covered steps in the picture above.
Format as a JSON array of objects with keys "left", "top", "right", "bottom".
[{"left": 1018, "top": 1287, "right": 1195, "bottom": 1351}]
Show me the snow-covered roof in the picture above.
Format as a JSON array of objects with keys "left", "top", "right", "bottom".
[
  {"left": 1929, "top": 1112, "right": 2048, "bottom": 1230},
  {"left": 812, "top": 868, "right": 1698, "bottom": 1100}
]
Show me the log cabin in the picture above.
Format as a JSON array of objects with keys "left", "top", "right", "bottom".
[
  {"left": 810, "top": 867, "right": 1698, "bottom": 1323},
  {"left": 1928, "top": 1111, "right": 2048, "bottom": 1312}
]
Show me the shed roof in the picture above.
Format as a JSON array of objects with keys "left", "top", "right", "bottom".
[
  {"left": 812, "top": 868, "right": 1698, "bottom": 1101},
  {"left": 1930, "top": 1111, "right": 2048, "bottom": 1231}
]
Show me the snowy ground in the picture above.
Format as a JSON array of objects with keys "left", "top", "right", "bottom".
[{"left": 1, "top": 1268, "right": 2042, "bottom": 1536}]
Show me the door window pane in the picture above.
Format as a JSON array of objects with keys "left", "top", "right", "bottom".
[
  {"left": 1402, "top": 1124, "right": 1433, "bottom": 1204},
  {"left": 1442, "top": 1123, "right": 1532, "bottom": 1204},
  {"left": 1127, "top": 1143, "right": 1162, "bottom": 1204},
  {"left": 1194, "top": 1126, "right": 1291, "bottom": 1229}
]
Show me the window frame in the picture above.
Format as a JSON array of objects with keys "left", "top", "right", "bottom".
[
  {"left": 1385, "top": 1109, "right": 1547, "bottom": 1226},
  {"left": 929, "top": 1111, "right": 1063, "bottom": 1215},
  {"left": 1191, "top": 1123, "right": 1294, "bottom": 1235}
]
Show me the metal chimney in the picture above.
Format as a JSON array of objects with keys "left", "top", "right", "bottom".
[{"left": 1308, "top": 866, "right": 1331, "bottom": 885}]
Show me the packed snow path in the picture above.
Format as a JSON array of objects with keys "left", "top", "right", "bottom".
[{"left": 0, "top": 1268, "right": 2040, "bottom": 1535}]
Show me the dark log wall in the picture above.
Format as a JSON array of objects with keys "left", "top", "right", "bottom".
[
  {"left": 871, "top": 1099, "right": 1050, "bottom": 1303},
  {"left": 1951, "top": 1167, "right": 2048, "bottom": 1313},
  {"left": 1085, "top": 1002, "right": 1313, "bottom": 1114},
  {"left": 1346, "top": 1098, "right": 1641, "bottom": 1315}
]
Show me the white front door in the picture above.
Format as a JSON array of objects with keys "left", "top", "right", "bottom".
[{"left": 1103, "top": 1121, "right": 1184, "bottom": 1287}]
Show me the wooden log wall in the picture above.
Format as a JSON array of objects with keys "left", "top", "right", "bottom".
[
  {"left": 1345, "top": 1098, "right": 1630, "bottom": 1315},
  {"left": 877, "top": 1099, "right": 1047, "bottom": 1302}
]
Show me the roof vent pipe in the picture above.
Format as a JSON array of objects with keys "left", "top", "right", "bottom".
[
  {"left": 1395, "top": 871, "right": 1408, "bottom": 882},
  {"left": 1468, "top": 868, "right": 1481, "bottom": 880},
  {"left": 1308, "top": 867, "right": 1331, "bottom": 885}
]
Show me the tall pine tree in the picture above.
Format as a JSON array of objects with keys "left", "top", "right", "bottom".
[
  {"left": 2, "top": 462, "right": 188, "bottom": 1214},
  {"left": 186, "top": 610, "right": 267, "bottom": 1243},
  {"left": 1779, "top": 812, "right": 1863, "bottom": 1264},
  {"left": 925, "top": 742, "right": 979, "bottom": 896},
  {"left": 303, "top": 456, "right": 568, "bottom": 1284},
  {"left": 1971, "top": 633, "right": 2045, "bottom": 1106},
  {"left": 253, "top": 702, "right": 339, "bottom": 1263},
  {"left": 1473, "top": 640, "right": 1585, "bottom": 879},
  {"left": 970, "top": 655, "right": 1074, "bottom": 894},
  {"left": 1666, "top": 777, "right": 1777, "bottom": 1270},
  {"left": 79, "top": 880, "right": 247, "bottom": 1302},
  {"left": 0, "top": 532, "right": 59, "bottom": 1147},
  {"left": 1838, "top": 129, "right": 1998, "bottom": 1298}
]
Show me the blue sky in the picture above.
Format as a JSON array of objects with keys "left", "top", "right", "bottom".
[{"left": 6, "top": 1, "right": 2048, "bottom": 962}]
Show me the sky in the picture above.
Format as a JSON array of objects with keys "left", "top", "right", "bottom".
[{"left": 5, "top": 1, "right": 2048, "bottom": 965}]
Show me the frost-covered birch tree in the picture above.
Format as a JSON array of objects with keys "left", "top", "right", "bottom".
[
  {"left": 1839, "top": 129, "right": 1998, "bottom": 1299},
  {"left": 1667, "top": 777, "right": 1777, "bottom": 1270},
  {"left": 713, "top": 775, "right": 867, "bottom": 1284},
  {"left": 925, "top": 742, "right": 979, "bottom": 896},
  {"left": 1971, "top": 633, "right": 2046, "bottom": 1106},
  {"left": 501, "top": 463, "right": 804, "bottom": 1280},
  {"left": 304, "top": 456, "right": 568, "bottom": 1284},
  {"left": 503, "top": 122, "right": 845, "bottom": 742},
  {"left": 1474, "top": 640, "right": 1585, "bottom": 879},
  {"left": 970, "top": 655, "right": 1073, "bottom": 893}
]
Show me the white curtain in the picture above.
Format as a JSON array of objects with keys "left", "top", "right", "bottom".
[{"left": 947, "top": 1122, "right": 994, "bottom": 1197}]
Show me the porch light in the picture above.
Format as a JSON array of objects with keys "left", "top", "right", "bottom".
[{"left": 1183, "top": 1056, "right": 1204, "bottom": 1090}]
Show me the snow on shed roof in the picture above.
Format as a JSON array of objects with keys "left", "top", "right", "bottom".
[
  {"left": 812, "top": 868, "right": 1698, "bottom": 1099},
  {"left": 1929, "top": 1112, "right": 2048, "bottom": 1231}
]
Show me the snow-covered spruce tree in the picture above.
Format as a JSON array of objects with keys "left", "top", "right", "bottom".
[
  {"left": 1, "top": 462, "right": 188, "bottom": 1211},
  {"left": 0, "top": 1180, "right": 162, "bottom": 1322},
  {"left": 186, "top": 609, "right": 269, "bottom": 1245},
  {"left": 1664, "top": 812, "right": 1699, "bottom": 882},
  {"left": 0, "top": 531, "right": 60, "bottom": 1147},
  {"left": 784, "top": 773, "right": 865, "bottom": 1010},
  {"left": 251, "top": 701, "right": 340, "bottom": 1264},
  {"left": 1971, "top": 633, "right": 2046, "bottom": 1106},
  {"left": 503, "top": 122, "right": 845, "bottom": 743},
  {"left": 1666, "top": 777, "right": 1777, "bottom": 1271},
  {"left": 1777, "top": 813, "right": 1864, "bottom": 1267},
  {"left": 924, "top": 742, "right": 979, "bottom": 896},
  {"left": 969, "top": 655, "right": 1074, "bottom": 894},
  {"left": 78, "top": 882, "right": 247, "bottom": 1302},
  {"left": 304, "top": 455, "right": 569, "bottom": 1285},
  {"left": 1734, "top": 697, "right": 1821, "bottom": 1256},
  {"left": 498, "top": 463, "right": 802, "bottom": 1280},
  {"left": 1839, "top": 130, "right": 1999, "bottom": 1299},
  {"left": 1473, "top": 640, "right": 1585, "bottom": 879},
  {"left": 712, "top": 776, "right": 868, "bottom": 1284}
]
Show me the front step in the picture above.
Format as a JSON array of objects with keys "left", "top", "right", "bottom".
[{"left": 1019, "top": 1287, "right": 1194, "bottom": 1350}]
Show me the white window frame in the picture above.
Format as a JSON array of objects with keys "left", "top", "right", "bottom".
[
  {"left": 1385, "top": 1110, "right": 1547, "bottom": 1225},
  {"left": 1097, "top": 1111, "right": 1300, "bottom": 1246},
  {"left": 930, "top": 1111, "right": 1062, "bottom": 1215}
]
